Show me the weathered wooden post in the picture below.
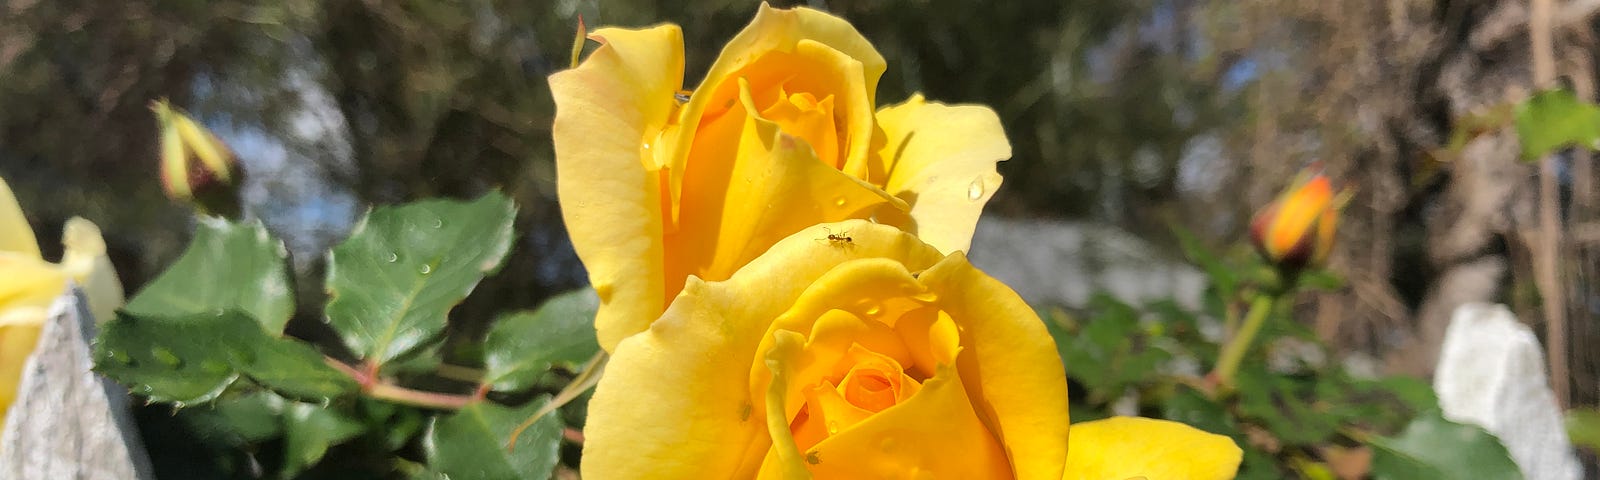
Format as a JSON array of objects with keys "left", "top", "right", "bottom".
[{"left": 1, "top": 288, "right": 153, "bottom": 479}]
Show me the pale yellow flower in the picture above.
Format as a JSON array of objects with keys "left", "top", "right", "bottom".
[{"left": 0, "top": 177, "right": 123, "bottom": 431}]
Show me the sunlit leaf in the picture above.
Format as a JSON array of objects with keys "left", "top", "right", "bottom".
[
  {"left": 427, "top": 396, "right": 563, "bottom": 480},
  {"left": 1514, "top": 88, "right": 1600, "bottom": 161},
  {"left": 324, "top": 191, "right": 517, "bottom": 366},
  {"left": 123, "top": 217, "right": 293, "bottom": 332},
  {"left": 1565, "top": 408, "right": 1600, "bottom": 453},
  {"left": 481, "top": 288, "right": 601, "bottom": 392}
]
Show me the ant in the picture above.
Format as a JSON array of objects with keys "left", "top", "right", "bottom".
[{"left": 819, "top": 226, "right": 853, "bottom": 246}]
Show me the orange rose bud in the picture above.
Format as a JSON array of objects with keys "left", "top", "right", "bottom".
[
  {"left": 152, "top": 99, "right": 242, "bottom": 217},
  {"left": 1249, "top": 166, "right": 1349, "bottom": 273}
]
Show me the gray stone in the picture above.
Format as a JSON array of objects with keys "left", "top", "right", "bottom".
[
  {"left": 966, "top": 217, "right": 1205, "bottom": 309},
  {"left": 1433, "top": 302, "right": 1582, "bottom": 480},
  {"left": 1, "top": 288, "right": 153, "bottom": 480}
]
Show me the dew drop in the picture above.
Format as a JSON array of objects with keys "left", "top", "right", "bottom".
[
  {"left": 138, "top": 385, "right": 154, "bottom": 394},
  {"left": 967, "top": 178, "right": 986, "bottom": 201},
  {"left": 833, "top": 197, "right": 847, "bottom": 207},
  {"left": 151, "top": 347, "right": 183, "bottom": 368},
  {"left": 386, "top": 252, "right": 399, "bottom": 263},
  {"left": 856, "top": 299, "right": 883, "bottom": 318},
  {"left": 432, "top": 218, "right": 443, "bottom": 228},
  {"left": 420, "top": 264, "right": 433, "bottom": 275},
  {"left": 825, "top": 420, "right": 840, "bottom": 435}
]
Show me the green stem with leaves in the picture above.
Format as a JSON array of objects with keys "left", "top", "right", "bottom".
[{"left": 1211, "top": 293, "right": 1276, "bottom": 388}]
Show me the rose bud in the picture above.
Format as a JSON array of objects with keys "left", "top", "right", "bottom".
[
  {"left": 152, "top": 99, "right": 241, "bottom": 217},
  {"left": 1248, "top": 166, "right": 1349, "bottom": 274}
]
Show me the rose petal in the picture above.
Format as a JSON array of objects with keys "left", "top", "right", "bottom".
[
  {"left": 917, "top": 252, "right": 1070, "bottom": 479},
  {"left": 59, "top": 217, "right": 123, "bottom": 322},
  {"left": 0, "top": 177, "right": 40, "bottom": 259},
  {"left": 872, "top": 95, "right": 1011, "bottom": 254},
  {"left": 1062, "top": 416, "right": 1243, "bottom": 480},
  {"left": 790, "top": 364, "right": 1013, "bottom": 479},
  {"left": 582, "top": 221, "right": 943, "bottom": 478},
  {"left": 670, "top": 80, "right": 896, "bottom": 282},
  {"left": 0, "top": 253, "right": 68, "bottom": 311},
  {"left": 551, "top": 24, "right": 684, "bottom": 351},
  {"left": 669, "top": 3, "right": 886, "bottom": 209}
]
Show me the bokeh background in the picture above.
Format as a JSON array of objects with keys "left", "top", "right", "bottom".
[{"left": 4, "top": 0, "right": 1599, "bottom": 473}]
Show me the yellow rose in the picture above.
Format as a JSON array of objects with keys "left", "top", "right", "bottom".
[
  {"left": 0, "top": 176, "right": 123, "bottom": 431},
  {"left": 581, "top": 221, "right": 1242, "bottom": 479},
  {"left": 551, "top": 3, "right": 1011, "bottom": 351}
]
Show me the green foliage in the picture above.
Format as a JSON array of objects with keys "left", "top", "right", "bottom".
[
  {"left": 1048, "top": 232, "right": 1520, "bottom": 479},
  {"left": 122, "top": 217, "right": 294, "bottom": 332},
  {"left": 426, "top": 396, "right": 565, "bottom": 480},
  {"left": 325, "top": 192, "right": 517, "bottom": 366},
  {"left": 482, "top": 288, "right": 602, "bottom": 393},
  {"left": 95, "top": 191, "right": 596, "bottom": 478},
  {"left": 1514, "top": 88, "right": 1600, "bottom": 161},
  {"left": 1368, "top": 412, "right": 1524, "bottom": 480},
  {"left": 1565, "top": 408, "right": 1600, "bottom": 454}
]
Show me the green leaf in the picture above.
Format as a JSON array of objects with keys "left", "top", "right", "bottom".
[
  {"left": 1161, "top": 386, "right": 1239, "bottom": 437},
  {"left": 180, "top": 392, "right": 288, "bottom": 446},
  {"left": 427, "top": 396, "right": 564, "bottom": 480},
  {"left": 124, "top": 217, "right": 294, "bottom": 332},
  {"left": 94, "top": 310, "right": 356, "bottom": 404},
  {"left": 1514, "top": 88, "right": 1600, "bottom": 160},
  {"left": 1368, "top": 411, "right": 1523, "bottom": 480},
  {"left": 482, "top": 288, "right": 601, "bottom": 392},
  {"left": 325, "top": 191, "right": 517, "bottom": 366},
  {"left": 281, "top": 403, "right": 366, "bottom": 478},
  {"left": 1565, "top": 408, "right": 1600, "bottom": 453},
  {"left": 94, "top": 311, "right": 247, "bottom": 403}
]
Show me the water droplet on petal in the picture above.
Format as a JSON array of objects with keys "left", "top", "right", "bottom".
[
  {"left": 833, "top": 197, "right": 847, "bottom": 207},
  {"left": 967, "top": 178, "right": 986, "bottom": 201},
  {"left": 825, "top": 420, "right": 840, "bottom": 435},
  {"left": 151, "top": 347, "right": 183, "bottom": 368}
]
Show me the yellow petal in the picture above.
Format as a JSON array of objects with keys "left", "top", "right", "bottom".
[
  {"left": 581, "top": 221, "right": 943, "bottom": 478},
  {"left": 669, "top": 2, "right": 886, "bottom": 211},
  {"left": 796, "top": 364, "right": 1012, "bottom": 479},
  {"left": 60, "top": 217, "right": 124, "bottom": 322},
  {"left": 0, "top": 305, "right": 47, "bottom": 433},
  {"left": 872, "top": 95, "right": 1011, "bottom": 254},
  {"left": 0, "top": 252, "right": 68, "bottom": 311},
  {"left": 669, "top": 79, "right": 896, "bottom": 283},
  {"left": 550, "top": 24, "right": 685, "bottom": 351},
  {"left": 1263, "top": 175, "right": 1332, "bottom": 258},
  {"left": 916, "top": 252, "right": 1070, "bottom": 479},
  {"left": 0, "top": 177, "right": 41, "bottom": 259},
  {"left": 1062, "top": 416, "right": 1243, "bottom": 480}
]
